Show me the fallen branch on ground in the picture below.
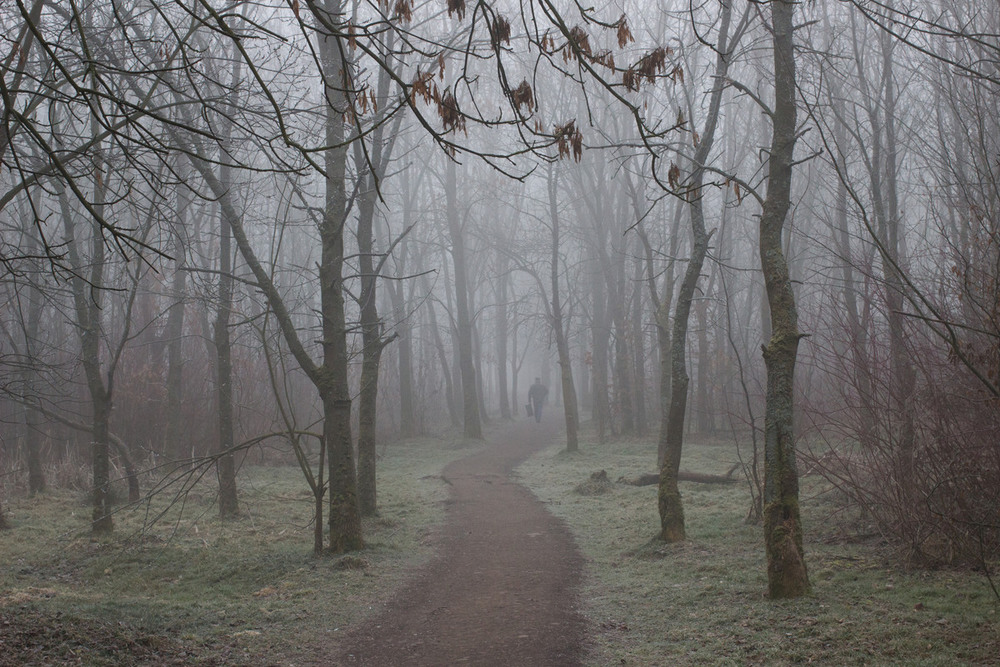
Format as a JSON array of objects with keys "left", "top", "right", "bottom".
[{"left": 619, "top": 464, "right": 739, "bottom": 486}]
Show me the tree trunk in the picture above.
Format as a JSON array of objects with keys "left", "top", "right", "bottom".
[
  {"left": 614, "top": 309, "right": 634, "bottom": 435},
  {"left": 760, "top": 0, "right": 809, "bottom": 599},
  {"left": 392, "top": 270, "right": 416, "bottom": 435},
  {"left": 831, "top": 118, "right": 875, "bottom": 448},
  {"left": 20, "top": 213, "right": 45, "bottom": 495},
  {"left": 439, "top": 251, "right": 464, "bottom": 418},
  {"left": 548, "top": 165, "right": 580, "bottom": 451},
  {"left": 497, "top": 268, "right": 512, "bottom": 420},
  {"left": 88, "top": 138, "right": 114, "bottom": 534},
  {"left": 876, "top": 28, "right": 917, "bottom": 509},
  {"left": 445, "top": 159, "right": 482, "bottom": 439},
  {"left": 355, "top": 148, "right": 384, "bottom": 517},
  {"left": 390, "top": 212, "right": 416, "bottom": 436},
  {"left": 23, "top": 376, "right": 45, "bottom": 495},
  {"left": 659, "top": 0, "right": 733, "bottom": 543},
  {"left": 424, "top": 270, "right": 460, "bottom": 427},
  {"left": 473, "top": 318, "right": 490, "bottom": 425},
  {"left": 163, "top": 191, "right": 189, "bottom": 463},
  {"left": 590, "top": 245, "right": 611, "bottom": 443},
  {"left": 318, "top": 0, "right": 363, "bottom": 551},
  {"left": 631, "top": 253, "right": 648, "bottom": 435},
  {"left": 610, "top": 222, "right": 633, "bottom": 436},
  {"left": 357, "top": 333, "right": 382, "bottom": 517},
  {"left": 511, "top": 323, "right": 522, "bottom": 416},
  {"left": 658, "top": 202, "right": 708, "bottom": 541},
  {"left": 90, "top": 391, "right": 113, "bottom": 533},
  {"left": 206, "top": 35, "right": 247, "bottom": 519},
  {"left": 58, "top": 129, "right": 113, "bottom": 534},
  {"left": 696, "top": 298, "right": 712, "bottom": 434},
  {"left": 214, "top": 157, "right": 239, "bottom": 520}
]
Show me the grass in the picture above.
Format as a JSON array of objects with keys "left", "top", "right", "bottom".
[
  {"left": 0, "top": 432, "right": 482, "bottom": 666},
  {"left": 5, "top": 426, "right": 998, "bottom": 665},
  {"left": 516, "top": 430, "right": 1000, "bottom": 666}
]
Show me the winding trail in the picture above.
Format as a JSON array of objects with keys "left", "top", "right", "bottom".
[{"left": 337, "top": 416, "right": 585, "bottom": 665}]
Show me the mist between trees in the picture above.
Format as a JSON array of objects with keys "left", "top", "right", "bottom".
[{"left": 1, "top": 0, "right": 998, "bottom": 599}]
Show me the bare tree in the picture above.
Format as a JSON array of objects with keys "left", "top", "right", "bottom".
[
  {"left": 759, "top": 0, "right": 810, "bottom": 598},
  {"left": 444, "top": 157, "right": 483, "bottom": 439},
  {"left": 353, "top": 105, "right": 403, "bottom": 514},
  {"left": 547, "top": 164, "right": 581, "bottom": 451},
  {"left": 659, "top": 0, "right": 743, "bottom": 543}
]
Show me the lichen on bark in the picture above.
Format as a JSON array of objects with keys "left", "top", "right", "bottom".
[
  {"left": 758, "top": 0, "right": 810, "bottom": 598},
  {"left": 658, "top": 480, "right": 686, "bottom": 543}
]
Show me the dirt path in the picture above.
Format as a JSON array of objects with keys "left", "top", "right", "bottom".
[{"left": 337, "top": 417, "right": 585, "bottom": 665}]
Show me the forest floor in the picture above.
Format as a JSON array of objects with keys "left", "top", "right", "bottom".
[
  {"left": 519, "top": 431, "right": 1000, "bottom": 666},
  {"left": 0, "top": 432, "right": 488, "bottom": 666},
  {"left": 0, "top": 417, "right": 586, "bottom": 666},
  {"left": 333, "top": 415, "right": 586, "bottom": 665},
  {"left": 3, "top": 420, "right": 998, "bottom": 665}
]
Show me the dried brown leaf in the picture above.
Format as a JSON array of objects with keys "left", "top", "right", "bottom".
[
  {"left": 668, "top": 162, "right": 681, "bottom": 189},
  {"left": 566, "top": 26, "right": 591, "bottom": 60},
  {"left": 439, "top": 90, "right": 465, "bottom": 133},
  {"left": 394, "top": 0, "right": 413, "bottom": 23},
  {"left": 447, "top": 0, "right": 465, "bottom": 21},
  {"left": 490, "top": 15, "right": 511, "bottom": 48},
  {"left": 554, "top": 120, "right": 583, "bottom": 161},
  {"left": 617, "top": 16, "right": 633, "bottom": 48},
  {"left": 511, "top": 79, "right": 534, "bottom": 114}
]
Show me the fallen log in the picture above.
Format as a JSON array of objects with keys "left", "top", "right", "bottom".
[{"left": 619, "top": 464, "right": 739, "bottom": 487}]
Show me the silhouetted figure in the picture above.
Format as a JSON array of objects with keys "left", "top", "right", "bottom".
[{"left": 527, "top": 378, "right": 548, "bottom": 423}]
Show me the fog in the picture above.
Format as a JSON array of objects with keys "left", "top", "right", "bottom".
[{"left": 2, "top": 0, "right": 998, "bottom": 604}]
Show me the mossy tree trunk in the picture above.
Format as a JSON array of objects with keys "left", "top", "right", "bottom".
[{"left": 760, "top": 0, "right": 809, "bottom": 599}]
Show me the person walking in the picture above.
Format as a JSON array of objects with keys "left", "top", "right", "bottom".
[{"left": 527, "top": 378, "right": 548, "bottom": 423}]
